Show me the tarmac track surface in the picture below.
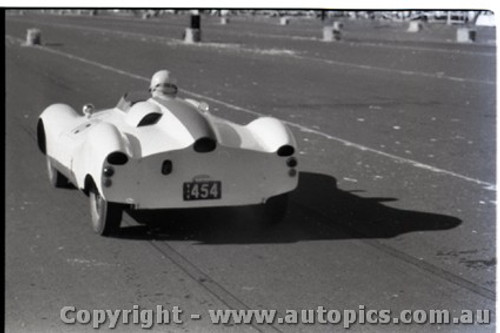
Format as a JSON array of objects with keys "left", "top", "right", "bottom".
[{"left": 5, "top": 12, "right": 496, "bottom": 332}]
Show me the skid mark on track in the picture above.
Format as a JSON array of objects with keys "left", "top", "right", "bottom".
[
  {"left": 6, "top": 18, "right": 495, "bottom": 85},
  {"left": 294, "top": 200, "right": 496, "bottom": 301},
  {"left": 294, "top": 201, "right": 496, "bottom": 301},
  {"left": 146, "top": 237, "right": 280, "bottom": 333},
  {"left": 7, "top": 34, "right": 494, "bottom": 190}
]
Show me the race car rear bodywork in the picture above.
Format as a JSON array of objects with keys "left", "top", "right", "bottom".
[
  {"left": 100, "top": 143, "right": 297, "bottom": 209},
  {"left": 38, "top": 91, "right": 298, "bottom": 235}
]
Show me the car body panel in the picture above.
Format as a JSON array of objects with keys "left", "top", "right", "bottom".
[{"left": 38, "top": 93, "right": 298, "bottom": 209}]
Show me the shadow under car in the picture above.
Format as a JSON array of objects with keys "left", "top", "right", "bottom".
[{"left": 115, "top": 172, "right": 461, "bottom": 244}]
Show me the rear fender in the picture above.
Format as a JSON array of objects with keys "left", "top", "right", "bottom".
[
  {"left": 73, "top": 122, "right": 132, "bottom": 193},
  {"left": 246, "top": 117, "right": 297, "bottom": 153}
]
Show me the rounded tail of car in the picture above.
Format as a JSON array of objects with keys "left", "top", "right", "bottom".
[
  {"left": 246, "top": 117, "right": 297, "bottom": 155},
  {"left": 75, "top": 122, "right": 133, "bottom": 196}
]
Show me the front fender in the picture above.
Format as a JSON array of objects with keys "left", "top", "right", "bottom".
[{"left": 38, "top": 103, "right": 80, "bottom": 157}]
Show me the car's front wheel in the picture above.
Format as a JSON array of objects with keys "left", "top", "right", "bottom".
[
  {"left": 46, "top": 157, "right": 68, "bottom": 188},
  {"left": 89, "top": 188, "right": 122, "bottom": 236}
]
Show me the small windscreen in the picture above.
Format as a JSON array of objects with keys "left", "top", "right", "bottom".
[
  {"left": 116, "top": 91, "right": 151, "bottom": 111},
  {"left": 137, "top": 113, "right": 163, "bottom": 127}
]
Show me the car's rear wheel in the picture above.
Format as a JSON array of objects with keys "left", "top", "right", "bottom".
[
  {"left": 263, "top": 193, "right": 289, "bottom": 224},
  {"left": 46, "top": 157, "right": 68, "bottom": 188},
  {"left": 89, "top": 188, "right": 122, "bottom": 236}
]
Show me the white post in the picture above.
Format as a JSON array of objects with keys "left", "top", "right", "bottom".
[
  {"left": 184, "top": 28, "right": 201, "bottom": 43},
  {"left": 185, "top": 12, "right": 201, "bottom": 43},
  {"left": 457, "top": 28, "right": 476, "bottom": 43},
  {"left": 323, "top": 27, "right": 334, "bottom": 41},
  {"left": 26, "top": 29, "right": 42, "bottom": 45},
  {"left": 323, "top": 26, "right": 341, "bottom": 41},
  {"left": 332, "top": 21, "right": 343, "bottom": 30},
  {"left": 280, "top": 17, "right": 289, "bottom": 25},
  {"left": 407, "top": 21, "right": 422, "bottom": 32}
]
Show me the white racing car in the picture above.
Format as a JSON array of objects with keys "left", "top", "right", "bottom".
[{"left": 37, "top": 72, "right": 298, "bottom": 236}]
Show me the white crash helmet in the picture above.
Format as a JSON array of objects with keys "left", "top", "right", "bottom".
[{"left": 149, "top": 70, "right": 178, "bottom": 96}]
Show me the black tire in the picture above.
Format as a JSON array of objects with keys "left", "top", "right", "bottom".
[
  {"left": 46, "top": 157, "right": 68, "bottom": 188},
  {"left": 89, "top": 188, "right": 122, "bottom": 236},
  {"left": 263, "top": 193, "right": 289, "bottom": 224}
]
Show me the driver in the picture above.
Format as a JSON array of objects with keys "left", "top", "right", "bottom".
[{"left": 149, "top": 70, "right": 178, "bottom": 100}]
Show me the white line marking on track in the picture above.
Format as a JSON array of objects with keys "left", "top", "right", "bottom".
[
  {"left": 8, "top": 35, "right": 495, "bottom": 189},
  {"left": 292, "top": 54, "right": 494, "bottom": 85},
  {"left": 346, "top": 40, "right": 496, "bottom": 57},
  {"left": 235, "top": 31, "right": 496, "bottom": 57}
]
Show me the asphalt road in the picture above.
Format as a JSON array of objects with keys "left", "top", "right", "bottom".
[{"left": 5, "top": 12, "right": 496, "bottom": 332}]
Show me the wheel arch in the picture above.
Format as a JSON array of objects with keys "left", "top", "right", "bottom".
[
  {"left": 37, "top": 118, "right": 46, "bottom": 154},
  {"left": 83, "top": 174, "right": 97, "bottom": 196},
  {"left": 38, "top": 103, "right": 80, "bottom": 157}
]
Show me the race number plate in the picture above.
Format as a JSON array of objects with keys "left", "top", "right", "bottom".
[{"left": 183, "top": 181, "right": 221, "bottom": 201}]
